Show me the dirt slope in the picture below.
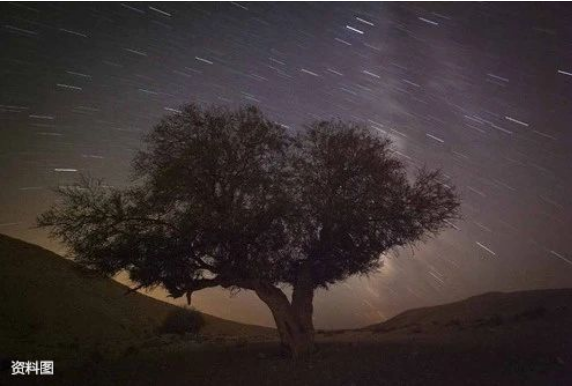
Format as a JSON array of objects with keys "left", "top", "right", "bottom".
[{"left": 0, "top": 234, "right": 274, "bottom": 361}]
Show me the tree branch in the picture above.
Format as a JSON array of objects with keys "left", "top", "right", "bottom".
[
  {"left": 124, "top": 283, "right": 144, "bottom": 296},
  {"left": 181, "top": 276, "right": 256, "bottom": 305}
]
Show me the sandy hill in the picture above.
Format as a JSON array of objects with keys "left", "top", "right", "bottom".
[
  {"left": 0, "top": 234, "right": 274, "bottom": 361},
  {"left": 368, "top": 288, "right": 572, "bottom": 336}
]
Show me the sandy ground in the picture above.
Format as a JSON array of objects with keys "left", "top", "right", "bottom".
[{"left": 5, "top": 324, "right": 570, "bottom": 386}]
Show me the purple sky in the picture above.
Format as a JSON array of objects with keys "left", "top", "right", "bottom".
[{"left": 1, "top": 2, "right": 571, "bottom": 328}]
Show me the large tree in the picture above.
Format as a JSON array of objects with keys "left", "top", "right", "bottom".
[{"left": 38, "top": 104, "right": 460, "bottom": 357}]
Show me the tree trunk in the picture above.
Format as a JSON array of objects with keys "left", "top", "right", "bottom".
[
  {"left": 254, "top": 281, "right": 315, "bottom": 358},
  {"left": 291, "top": 267, "right": 315, "bottom": 338}
]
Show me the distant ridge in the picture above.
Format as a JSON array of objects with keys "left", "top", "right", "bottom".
[{"left": 368, "top": 287, "right": 572, "bottom": 334}]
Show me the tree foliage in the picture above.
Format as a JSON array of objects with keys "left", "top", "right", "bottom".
[{"left": 290, "top": 120, "right": 459, "bottom": 285}]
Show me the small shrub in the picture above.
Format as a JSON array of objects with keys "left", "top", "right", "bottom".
[{"left": 158, "top": 307, "right": 205, "bottom": 335}]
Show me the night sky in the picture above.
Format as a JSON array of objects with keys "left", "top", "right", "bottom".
[{"left": 1, "top": 2, "right": 572, "bottom": 329}]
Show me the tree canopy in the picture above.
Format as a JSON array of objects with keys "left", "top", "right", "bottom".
[{"left": 39, "top": 104, "right": 460, "bottom": 357}]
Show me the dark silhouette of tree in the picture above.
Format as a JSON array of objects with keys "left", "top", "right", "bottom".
[{"left": 38, "top": 104, "right": 460, "bottom": 358}]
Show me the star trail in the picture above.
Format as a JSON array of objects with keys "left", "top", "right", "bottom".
[{"left": 1, "top": 2, "right": 572, "bottom": 328}]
